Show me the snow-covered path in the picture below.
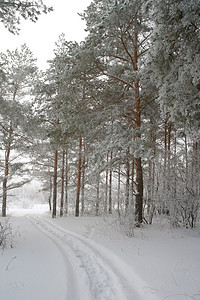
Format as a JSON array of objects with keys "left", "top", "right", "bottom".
[
  {"left": 28, "top": 216, "right": 153, "bottom": 300},
  {"left": 1, "top": 214, "right": 199, "bottom": 300},
  {"left": 0, "top": 215, "right": 158, "bottom": 300},
  {"left": 0, "top": 216, "right": 68, "bottom": 300}
]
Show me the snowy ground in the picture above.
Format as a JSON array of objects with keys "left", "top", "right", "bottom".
[{"left": 0, "top": 206, "right": 200, "bottom": 300}]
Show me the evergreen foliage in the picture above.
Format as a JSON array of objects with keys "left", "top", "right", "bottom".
[
  {"left": 0, "top": 44, "right": 38, "bottom": 216},
  {"left": 0, "top": 0, "right": 53, "bottom": 34},
  {"left": 0, "top": 0, "right": 199, "bottom": 228}
]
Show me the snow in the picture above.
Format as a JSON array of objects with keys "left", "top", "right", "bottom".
[{"left": 1, "top": 207, "right": 200, "bottom": 300}]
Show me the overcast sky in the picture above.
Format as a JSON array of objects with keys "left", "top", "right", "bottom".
[{"left": 0, "top": 0, "right": 92, "bottom": 69}]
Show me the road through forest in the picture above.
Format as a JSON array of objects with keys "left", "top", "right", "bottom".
[
  {"left": 1, "top": 214, "right": 199, "bottom": 300},
  {"left": 27, "top": 216, "right": 146, "bottom": 300}
]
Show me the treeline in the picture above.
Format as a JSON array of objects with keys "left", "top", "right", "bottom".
[{"left": 0, "top": 0, "right": 199, "bottom": 228}]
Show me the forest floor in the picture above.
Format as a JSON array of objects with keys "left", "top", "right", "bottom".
[{"left": 0, "top": 206, "right": 200, "bottom": 300}]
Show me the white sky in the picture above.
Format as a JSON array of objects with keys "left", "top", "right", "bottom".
[{"left": 0, "top": 0, "right": 92, "bottom": 69}]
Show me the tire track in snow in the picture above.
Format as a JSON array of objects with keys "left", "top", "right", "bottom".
[
  {"left": 28, "top": 216, "right": 129, "bottom": 300},
  {"left": 30, "top": 216, "right": 160, "bottom": 300},
  {"left": 27, "top": 216, "right": 85, "bottom": 300}
]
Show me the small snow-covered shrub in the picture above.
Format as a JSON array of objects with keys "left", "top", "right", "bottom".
[
  {"left": 117, "top": 211, "right": 135, "bottom": 237},
  {"left": 170, "top": 196, "right": 199, "bottom": 228},
  {"left": 0, "top": 218, "right": 14, "bottom": 250}
]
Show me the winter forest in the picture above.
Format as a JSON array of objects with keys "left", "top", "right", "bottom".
[
  {"left": 1, "top": 0, "right": 199, "bottom": 227},
  {"left": 0, "top": 1, "right": 200, "bottom": 299}
]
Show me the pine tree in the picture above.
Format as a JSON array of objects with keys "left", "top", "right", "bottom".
[
  {"left": 0, "top": 0, "right": 53, "bottom": 34},
  {"left": 145, "top": 0, "right": 200, "bottom": 226},
  {"left": 0, "top": 44, "right": 38, "bottom": 216},
  {"left": 81, "top": 0, "right": 153, "bottom": 224},
  {"left": 147, "top": 0, "right": 200, "bottom": 137}
]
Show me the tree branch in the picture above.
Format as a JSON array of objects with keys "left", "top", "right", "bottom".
[{"left": 95, "top": 60, "right": 134, "bottom": 89}]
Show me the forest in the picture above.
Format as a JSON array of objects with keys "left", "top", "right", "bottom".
[{"left": 0, "top": 0, "right": 200, "bottom": 230}]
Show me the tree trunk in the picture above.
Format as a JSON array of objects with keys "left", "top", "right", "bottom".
[
  {"left": 52, "top": 149, "right": 58, "bottom": 218},
  {"left": 60, "top": 150, "right": 65, "bottom": 217},
  {"left": 133, "top": 78, "right": 143, "bottom": 224},
  {"left": 64, "top": 149, "right": 68, "bottom": 215},
  {"left": 81, "top": 141, "right": 86, "bottom": 216},
  {"left": 167, "top": 122, "right": 172, "bottom": 189},
  {"left": 163, "top": 121, "right": 167, "bottom": 193},
  {"left": 194, "top": 141, "right": 200, "bottom": 195},
  {"left": 75, "top": 137, "right": 82, "bottom": 217},
  {"left": 48, "top": 176, "right": 52, "bottom": 212},
  {"left": 147, "top": 159, "right": 152, "bottom": 215},
  {"left": 148, "top": 159, "right": 156, "bottom": 225},
  {"left": 135, "top": 157, "right": 143, "bottom": 224},
  {"left": 130, "top": 159, "right": 135, "bottom": 210},
  {"left": 125, "top": 148, "right": 130, "bottom": 214},
  {"left": 96, "top": 172, "right": 100, "bottom": 216},
  {"left": 117, "top": 164, "right": 121, "bottom": 216},
  {"left": 109, "top": 151, "right": 112, "bottom": 214},
  {"left": 173, "top": 131, "right": 177, "bottom": 199},
  {"left": 148, "top": 129, "right": 156, "bottom": 224},
  {"left": 104, "top": 153, "right": 109, "bottom": 213},
  {"left": 191, "top": 140, "right": 199, "bottom": 194},
  {"left": 163, "top": 121, "right": 171, "bottom": 214},
  {"left": 2, "top": 138, "right": 11, "bottom": 217},
  {"left": 185, "top": 134, "right": 188, "bottom": 180},
  {"left": 132, "top": 19, "right": 143, "bottom": 225}
]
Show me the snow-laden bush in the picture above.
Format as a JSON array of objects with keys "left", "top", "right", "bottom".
[
  {"left": 117, "top": 211, "right": 135, "bottom": 237},
  {"left": 170, "top": 195, "right": 199, "bottom": 228},
  {"left": 0, "top": 218, "right": 14, "bottom": 250}
]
